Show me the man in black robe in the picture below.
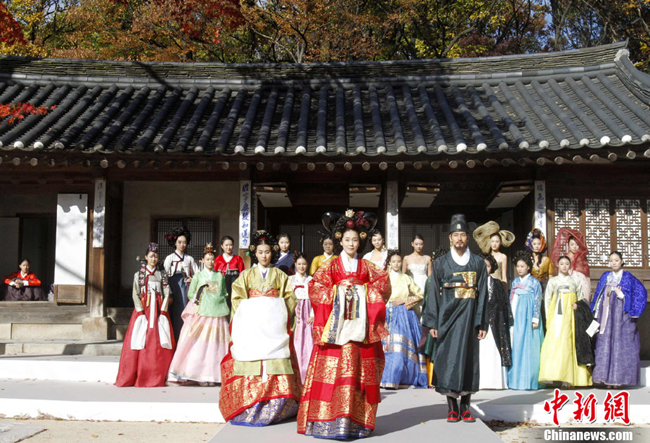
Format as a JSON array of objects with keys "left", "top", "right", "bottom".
[{"left": 423, "top": 214, "right": 488, "bottom": 423}]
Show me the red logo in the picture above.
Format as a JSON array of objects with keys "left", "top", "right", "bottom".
[
  {"left": 543, "top": 389, "right": 570, "bottom": 426},
  {"left": 543, "top": 389, "right": 631, "bottom": 426},
  {"left": 572, "top": 392, "right": 597, "bottom": 423},
  {"left": 603, "top": 391, "right": 630, "bottom": 425}
]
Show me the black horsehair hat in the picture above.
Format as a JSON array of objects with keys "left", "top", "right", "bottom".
[{"left": 449, "top": 214, "right": 470, "bottom": 234}]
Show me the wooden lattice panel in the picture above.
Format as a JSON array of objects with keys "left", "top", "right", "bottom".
[
  {"left": 615, "top": 199, "right": 643, "bottom": 267},
  {"left": 554, "top": 198, "right": 580, "bottom": 233},
  {"left": 585, "top": 199, "right": 611, "bottom": 266}
]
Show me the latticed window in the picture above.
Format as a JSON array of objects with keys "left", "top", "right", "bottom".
[
  {"left": 552, "top": 198, "right": 649, "bottom": 268},
  {"left": 154, "top": 218, "right": 217, "bottom": 265}
]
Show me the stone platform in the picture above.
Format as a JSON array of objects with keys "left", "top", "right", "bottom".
[{"left": 0, "top": 356, "right": 649, "bottom": 429}]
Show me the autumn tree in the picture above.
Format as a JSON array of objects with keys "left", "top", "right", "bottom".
[
  {"left": 0, "top": 3, "right": 26, "bottom": 49},
  {"left": 548, "top": 0, "right": 650, "bottom": 69},
  {"left": 236, "top": 0, "right": 397, "bottom": 63}
]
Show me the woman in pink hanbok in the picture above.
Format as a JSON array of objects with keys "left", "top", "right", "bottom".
[
  {"left": 169, "top": 243, "right": 230, "bottom": 384},
  {"left": 290, "top": 252, "right": 314, "bottom": 382}
]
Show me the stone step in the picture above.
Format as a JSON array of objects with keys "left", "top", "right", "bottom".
[
  {"left": 0, "top": 339, "right": 123, "bottom": 356},
  {"left": 0, "top": 379, "right": 224, "bottom": 423},
  {"left": 0, "top": 355, "right": 119, "bottom": 382}
]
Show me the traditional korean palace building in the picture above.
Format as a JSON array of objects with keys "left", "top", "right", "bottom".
[{"left": 0, "top": 42, "right": 649, "bottom": 350}]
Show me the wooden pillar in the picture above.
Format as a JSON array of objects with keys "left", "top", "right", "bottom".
[
  {"left": 533, "top": 180, "right": 547, "bottom": 237},
  {"left": 386, "top": 180, "right": 399, "bottom": 250},
  {"left": 83, "top": 179, "right": 113, "bottom": 340}
]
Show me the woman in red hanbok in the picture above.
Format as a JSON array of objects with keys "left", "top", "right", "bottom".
[
  {"left": 115, "top": 243, "right": 175, "bottom": 387},
  {"left": 298, "top": 210, "right": 391, "bottom": 439},
  {"left": 2, "top": 259, "right": 46, "bottom": 301},
  {"left": 213, "top": 235, "right": 245, "bottom": 311}
]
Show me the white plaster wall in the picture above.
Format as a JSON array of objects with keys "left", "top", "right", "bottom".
[
  {"left": 54, "top": 194, "right": 88, "bottom": 286},
  {"left": 120, "top": 181, "right": 240, "bottom": 288}
]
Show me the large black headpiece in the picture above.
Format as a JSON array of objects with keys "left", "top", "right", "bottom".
[{"left": 449, "top": 214, "right": 470, "bottom": 234}]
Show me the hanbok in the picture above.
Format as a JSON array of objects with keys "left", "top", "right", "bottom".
[
  {"left": 164, "top": 251, "right": 198, "bottom": 341},
  {"left": 539, "top": 274, "right": 592, "bottom": 387},
  {"left": 290, "top": 273, "right": 313, "bottom": 383},
  {"left": 2, "top": 272, "right": 46, "bottom": 301},
  {"left": 214, "top": 253, "right": 245, "bottom": 311},
  {"left": 276, "top": 252, "right": 295, "bottom": 275},
  {"left": 591, "top": 270, "right": 647, "bottom": 386},
  {"left": 507, "top": 274, "right": 544, "bottom": 390},
  {"left": 116, "top": 264, "right": 175, "bottom": 387},
  {"left": 169, "top": 268, "right": 230, "bottom": 383},
  {"left": 422, "top": 248, "right": 488, "bottom": 397},
  {"left": 309, "top": 253, "right": 337, "bottom": 276},
  {"left": 297, "top": 254, "right": 390, "bottom": 439},
  {"left": 381, "top": 270, "right": 427, "bottom": 389},
  {"left": 550, "top": 228, "right": 592, "bottom": 302},
  {"left": 479, "top": 276, "right": 512, "bottom": 390},
  {"left": 218, "top": 265, "right": 302, "bottom": 426}
]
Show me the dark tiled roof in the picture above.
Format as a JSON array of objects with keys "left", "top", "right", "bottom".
[{"left": 1, "top": 42, "right": 650, "bottom": 158}]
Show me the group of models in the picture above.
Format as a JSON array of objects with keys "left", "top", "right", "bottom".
[{"left": 111, "top": 211, "right": 647, "bottom": 436}]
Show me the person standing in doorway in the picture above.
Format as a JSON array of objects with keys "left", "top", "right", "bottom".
[
  {"left": 423, "top": 214, "right": 488, "bottom": 423},
  {"left": 164, "top": 227, "right": 199, "bottom": 341}
]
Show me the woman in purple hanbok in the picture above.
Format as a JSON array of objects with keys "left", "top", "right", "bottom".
[{"left": 591, "top": 251, "right": 647, "bottom": 387}]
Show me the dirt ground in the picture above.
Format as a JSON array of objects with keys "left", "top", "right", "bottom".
[{"left": 0, "top": 418, "right": 223, "bottom": 443}]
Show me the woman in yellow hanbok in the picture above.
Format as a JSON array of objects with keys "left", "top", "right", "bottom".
[{"left": 539, "top": 256, "right": 592, "bottom": 387}]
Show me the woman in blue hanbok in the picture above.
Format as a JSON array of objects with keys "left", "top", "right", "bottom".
[
  {"left": 381, "top": 251, "right": 427, "bottom": 389},
  {"left": 508, "top": 251, "right": 544, "bottom": 390}
]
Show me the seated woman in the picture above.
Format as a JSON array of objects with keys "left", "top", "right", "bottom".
[
  {"left": 218, "top": 230, "right": 302, "bottom": 426},
  {"left": 2, "top": 259, "right": 46, "bottom": 301}
]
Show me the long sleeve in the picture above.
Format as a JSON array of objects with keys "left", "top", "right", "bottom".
[
  {"left": 574, "top": 275, "right": 584, "bottom": 302},
  {"left": 474, "top": 258, "right": 488, "bottom": 330},
  {"left": 187, "top": 273, "right": 200, "bottom": 302},
  {"left": 132, "top": 272, "right": 144, "bottom": 312},
  {"left": 189, "top": 256, "right": 199, "bottom": 275},
  {"left": 405, "top": 275, "right": 424, "bottom": 310},
  {"left": 309, "top": 256, "right": 322, "bottom": 276},
  {"left": 236, "top": 256, "right": 245, "bottom": 273},
  {"left": 163, "top": 254, "right": 173, "bottom": 275},
  {"left": 161, "top": 271, "right": 171, "bottom": 311},
  {"left": 4, "top": 272, "right": 18, "bottom": 286},
  {"left": 532, "top": 279, "right": 542, "bottom": 323},
  {"left": 423, "top": 261, "right": 442, "bottom": 330},
  {"left": 24, "top": 274, "right": 41, "bottom": 286}
]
